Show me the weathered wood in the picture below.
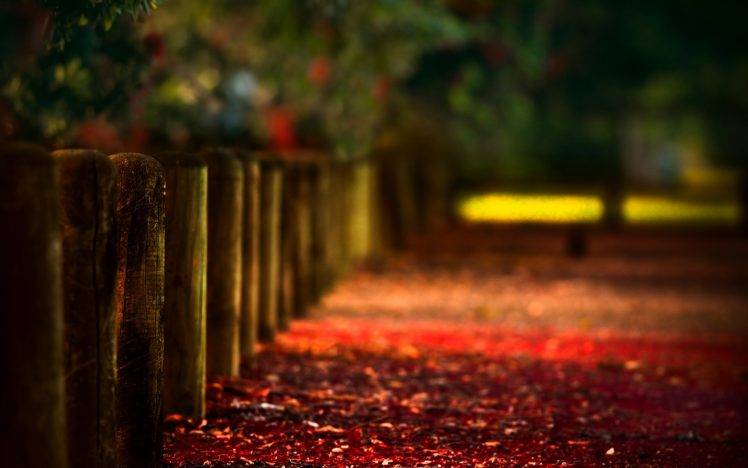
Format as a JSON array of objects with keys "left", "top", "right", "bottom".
[
  {"left": 335, "top": 161, "right": 361, "bottom": 274},
  {"left": 293, "top": 163, "right": 313, "bottom": 317},
  {"left": 327, "top": 162, "right": 347, "bottom": 279},
  {"left": 258, "top": 157, "right": 283, "bottom": 341},
  {"left": 53, "top": 149, "right": 117, "bottom": 468},
  {"left": 347, "top": 159, "right": 374, "bottom": 263},
  {"left": 109, "top": 152, "right": 165, "bottom": 468},
  {"left": 200, "top": 148, "right": 243, "bottom": 377},
  {"left": 153, "top": 151, "right": 207, "bottom": 417},
  {"left": 310, "top": 160, "right": 334, "bottom": 296},
  {"left": 279, "top": 162, "right": 297, "bottom": 330},
  {"left": 0, "top": 143, "right": 67, "bottom": 468},
  {"left": 235, "top": 151, "right": 261, "bottom": 361}
]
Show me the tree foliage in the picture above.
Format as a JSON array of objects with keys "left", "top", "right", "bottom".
[{"left": 1, "top": 1, "right": 157, "bottom": 144}]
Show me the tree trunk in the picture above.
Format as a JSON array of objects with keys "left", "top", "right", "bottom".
[{"left": 602, "top": 176, "right": 624, "bottom": 229}]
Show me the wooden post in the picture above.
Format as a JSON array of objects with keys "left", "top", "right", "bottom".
[
  {"left": 235, "top": 151, "right": 261, "bottom": 363},
  {"left": 153, "top": 152, "right": 207, "bottom": 418},
  {"left": 294, "top": 162, "right": 313, "bottom": 317},
  {"left": 200, "top": 148, "right": 243, "bottom": 377},
  {"left": 308, "top": 159, "right": 326, "bottom": 304},
  {"left": 313, "top": 159, "right": 334, "bottom": 294},
  {"left": 53, "top": 149, "right": 117, "bottom": 468},
  {"left": 278, "top": 161, "right": 297, "bottom": 330},
  {"left": 347, "top": 159, "right": 373, "bottom": 263},
  {"left": 0, "top": 143, "right": 67, "bottom": 468},
  {"left": 327, "top": 162, "right": 347, "bottom": 279},
  {"left": 109, "top": 153, "right": 165, "bottom": 468},
  {"left": 258, "top": 156, "right": 283, "bottom": 341}
]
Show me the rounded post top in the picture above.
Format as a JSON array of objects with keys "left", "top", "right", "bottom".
[
  {"left": 0, "top": 141, "right": 51, "bottom": 166},
  {"left": 108, "top": 154, "right": 165, "bottom": 198},
  {"left": 199, "top": 147, "right": 243, "bottom": 176},
  {"left": 109, "top": 152, "right": 163, "bottom": 171},
  {"left": 52, "top": 148, "right": 110, "bottom": 164}
]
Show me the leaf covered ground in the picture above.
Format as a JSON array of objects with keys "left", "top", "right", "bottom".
[{"left": 165, "top": 226, "right": 748, "bottom": 466}]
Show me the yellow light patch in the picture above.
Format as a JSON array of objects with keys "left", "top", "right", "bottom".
[
  {"left": 458, "top": 194, "right": 603, "bottom": 223},
  {"left": 623, "top": 196, "right": 739, "bottom": 225},
  {"left": 459, "top": 192, "right": 739, "bottom": 225}
]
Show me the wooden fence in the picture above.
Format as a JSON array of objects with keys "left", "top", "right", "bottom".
[{"left": 0, "top": 142, "right": 446, "bottom": 467}]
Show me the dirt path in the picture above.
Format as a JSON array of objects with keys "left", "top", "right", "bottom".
[{"left": 165, "top": 226, "right": 748, "bottom": 466}]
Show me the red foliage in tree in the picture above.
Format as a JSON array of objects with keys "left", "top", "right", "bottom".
[
  {"left": 75, "top": 118, "right": 123, "bottom": 153},
  {"left": 143, "top": 32, "right": 165, "bottom": 61},
  {"left": 308, "top": 56, "right": 332, "bottom": 87},
  {"left": 265, "top": 106, "right": 298, "bottom": 151},
  {"left": 372, "top": 77, "right": 392, "bottom": 103}
]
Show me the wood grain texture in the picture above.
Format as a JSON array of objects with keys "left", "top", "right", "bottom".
[
  {"left": 200, "top": 148, "right": 243, "bottom": 377},
  {"left": 154, "top": 151, "right": 207, "bottom": 417},
  {"left": 109, "top": 152, "right": 165, "bottom": 468},
  {"left": 235, "top": 151, "right": 261, "bottom": 362},
  {"left": 258, "top": 158, "right": 283, "bottom": 342},
  {"left": 0, "top": 143, "right": 67, "bottom": 468},
  {"left": 54, "top": 149, "right": 117, "bottom": 468}
]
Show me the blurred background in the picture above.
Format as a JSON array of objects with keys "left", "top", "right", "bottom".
[{"left": 1, "top": 0, "right": 747, "bottom": 229}]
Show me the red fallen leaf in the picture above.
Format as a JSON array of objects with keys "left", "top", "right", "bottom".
[
  {"left": 253, "top": 387, "right": 271, "bottom": 398},
  {"left": 164, "top": 414, "right": 185, "bottom": 424},
  {"left": 316, "top": 425, "right": 345, "bottom": 433},
  {"left": 483, "top": 441, "right": 500, "bottom": 447},
  {"left": 567, "top": 440, "right": 590, "bottom": 446},
  {"left": 348, "top": 427, "right": 364, "bottom": 441},
  {"left": 282, "top": 396, "right": 301, "bottom": 408}
]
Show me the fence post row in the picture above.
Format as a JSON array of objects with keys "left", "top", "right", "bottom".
[
  {"left": 109, "top": 153, "right": 166, "bottom": 468},
  {"left": 200, "top": 148, "right": 244, "bottom": 378},
  {"left": 54, "top": 149, "right": 118, "bottom": 468},
  {"left": 154, "top": 151, "right": 208, "bottom": 418},
  {"left": 0, "top": 143, "right": 68, "bottom": 468},
  {"left": 0, "top": 140, "right": 400, "bottom": 468}
]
